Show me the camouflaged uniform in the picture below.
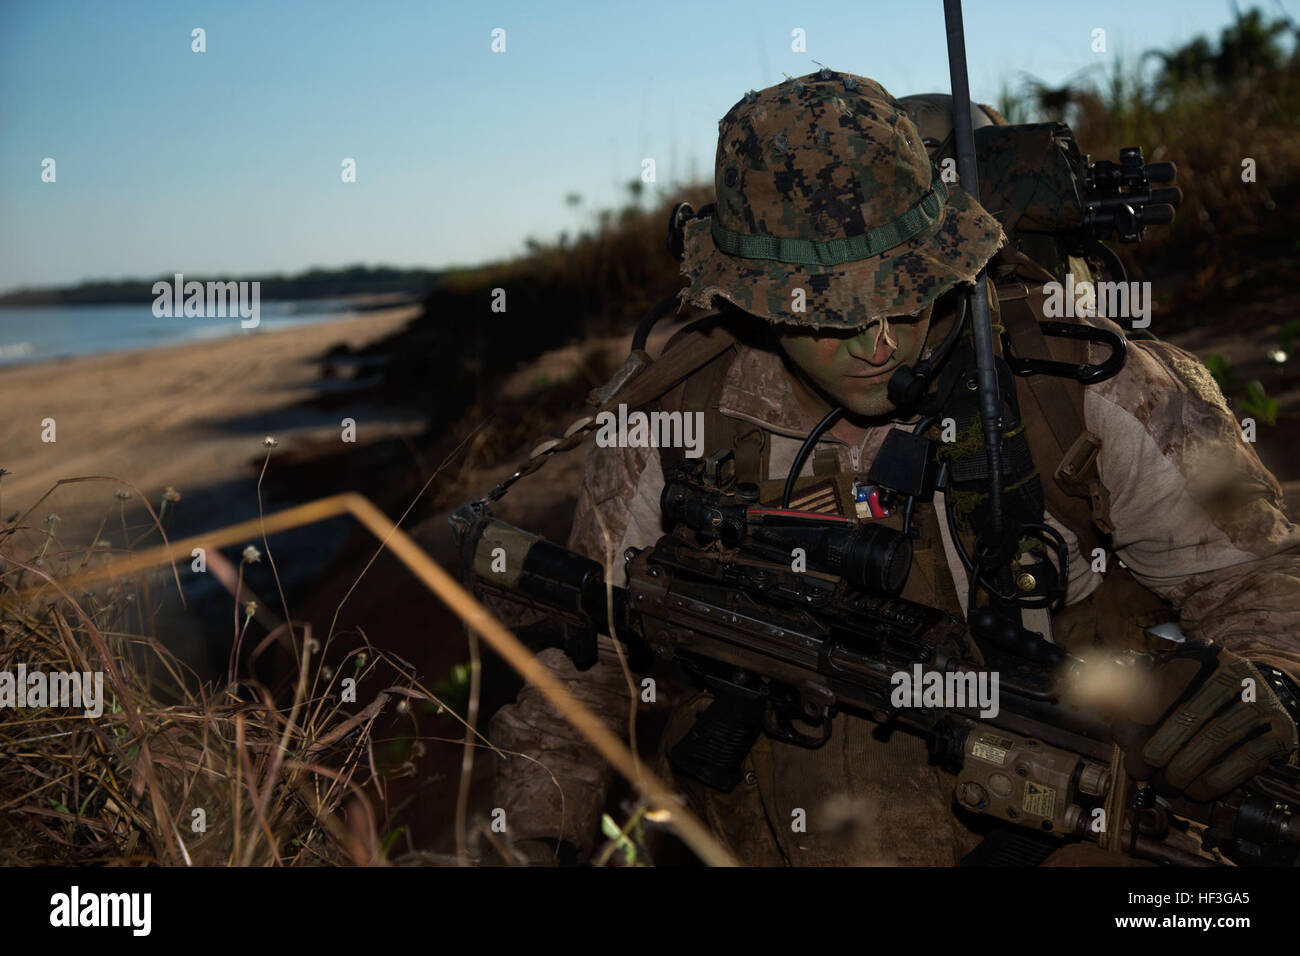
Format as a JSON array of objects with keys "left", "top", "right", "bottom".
[
  {"left": 489, "top": 303, "right": 1300, "bottom": 864},
  {"left": 487, "top": 71, "right": 1300, "bottom": 864}
]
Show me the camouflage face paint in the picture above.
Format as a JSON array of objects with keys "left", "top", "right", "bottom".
[{"left": 778, "top": 306, "right": 933, "bottom": 417}]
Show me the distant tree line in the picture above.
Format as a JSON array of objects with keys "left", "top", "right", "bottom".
[{"left": 0, "top": 265, "right": 443, "bottom": 306}]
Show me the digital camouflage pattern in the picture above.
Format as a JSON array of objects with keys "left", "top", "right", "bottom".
[
  {"left": 489, "top": 70, "right": 1300, "bottom": 864},
  {"left": 489, "top": 300, "right": 1300, "bottom": 864},
  {"left": 680, "top": 69, "right": 1006, "bottom": 329},
  {"left": 896, "top": 95, "right": 1086, "bottom": 238},
  {"left": 898, "top": 96, "right": 1090, "bottom": 284},
  {"left": 967, "top": 123, "right": 1086, "bottom": 235}
]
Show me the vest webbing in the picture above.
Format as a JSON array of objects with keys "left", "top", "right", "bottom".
[
  {"left": 637, "top": 280, "right": 1173, "bottom": 645},
  {"left": 996, "top": 282, "right": 1110, "bottom": 559},
  {"left": 653, "top": 319, "right": 757, "bottom": 482},
  {"left": 642, "top": 300, "right": 1106, "bottom": 561}
]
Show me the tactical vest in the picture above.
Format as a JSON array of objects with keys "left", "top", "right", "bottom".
[{"left": 647, "top": 264, "right": 1175, "bottom": 651}]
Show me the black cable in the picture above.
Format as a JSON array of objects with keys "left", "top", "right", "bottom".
[
  {"left": 1019, "top": 521, "right": 1070, "bottom": 615},
  {"left": 782, "top": 406, "right": 844, "bottom": 509},
  {"left": 941, "top": 462, "right": 1024, "bottom": 604},
  {"left": 888, "top": 297, "right": 966, "bottom": 410},
  {"left": 631, "top": 293, "right": 686, "bottom": 353},
  {"left": 938, "top": 462, "right": 975, "bottom": 577},
  {"left": 927, "top": 295, "right": 967, "bottom": 369},
  {"left": 972, "top": 542, "right": 1021, "bottom": 604},
  {"left": 911, "top": 415, "right": 938, "bottom": 436}
]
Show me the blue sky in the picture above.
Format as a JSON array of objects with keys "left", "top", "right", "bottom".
[{"left": 0, "top": 0, "right": 1278, "bottom": 293}]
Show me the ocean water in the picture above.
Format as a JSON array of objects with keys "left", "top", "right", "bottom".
[{"left": 0, "top": 298, "right": 382, "bottom": 368}]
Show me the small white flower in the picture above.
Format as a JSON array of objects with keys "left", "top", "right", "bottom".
[
  {"left": 242, "top": 544, "right": 262, "bottom": 564},
  {"left": 263, "top": 436, "right": 279, "bottom": 448}
]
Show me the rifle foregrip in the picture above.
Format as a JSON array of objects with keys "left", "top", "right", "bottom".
[{"left": 668, "top": 682, "right": 766, "bottom": 793}]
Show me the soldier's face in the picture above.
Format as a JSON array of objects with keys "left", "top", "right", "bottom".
[{"left": 777, "top": 307, "right": 932, "bottom": 417}]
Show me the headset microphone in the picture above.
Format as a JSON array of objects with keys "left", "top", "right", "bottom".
[{"left": 887, "top": 297, "right": 966, "bottom": 409}]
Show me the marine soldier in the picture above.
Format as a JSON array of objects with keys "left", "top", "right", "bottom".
[{"left": 488, "top": 70, "right": 1300, "bottom": 865}]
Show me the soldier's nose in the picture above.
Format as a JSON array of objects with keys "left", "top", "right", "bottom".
[{"left": 845, "top": 319, "right": 897, "bottom": 366}]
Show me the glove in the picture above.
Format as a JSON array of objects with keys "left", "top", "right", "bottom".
[{"left": 1116, "top": 643, "right": 1298, "bottom": 802}]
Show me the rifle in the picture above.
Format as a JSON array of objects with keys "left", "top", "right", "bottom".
[{"left": 451, "top": 456, "right": 1300, "bottom": 867}]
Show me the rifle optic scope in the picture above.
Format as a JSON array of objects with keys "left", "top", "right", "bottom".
[{"left": 660, "top": 478, "right": 912, "bottom": 596}]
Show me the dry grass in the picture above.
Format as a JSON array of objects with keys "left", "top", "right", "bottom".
[
  {"left": 0, "top": 464, "right": 725, "bottom": 867},
  {"left": 0, "top": 477, "right": 442, "bottom": 867},
  {"left": 1020, "top": 13, "right": 1300, "bottom": 303}
]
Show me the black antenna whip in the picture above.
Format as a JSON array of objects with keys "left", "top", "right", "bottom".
[{"left": 943, "top": 0, "right": 1005, "bottom": 552}]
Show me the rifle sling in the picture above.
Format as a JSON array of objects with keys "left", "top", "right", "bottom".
[{"left": 597, "top": 317, "right": 737, "bottom": 417}]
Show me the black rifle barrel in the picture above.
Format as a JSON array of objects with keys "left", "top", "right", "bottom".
[{"left": 943, "top": 0, "right": 1004, "bottom": 543}]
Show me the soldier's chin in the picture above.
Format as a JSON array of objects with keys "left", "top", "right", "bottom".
[{"left": 834, "top": 379, "right": 895, "bottom": 418}]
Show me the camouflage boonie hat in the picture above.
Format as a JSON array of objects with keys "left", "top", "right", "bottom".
[{"left": 681, "top": 69, "right": 1006, "bottom": 329}]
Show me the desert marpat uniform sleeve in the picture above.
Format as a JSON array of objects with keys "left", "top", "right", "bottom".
[
  {"left": 1086, "top": 318, "right": 1300, "bottom": 681},
  {"left": 486, "top": 436, "right": 665, "bottom": 856}
]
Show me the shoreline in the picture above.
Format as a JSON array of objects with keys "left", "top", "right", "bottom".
[
  {"left": 0, "top": 304, "right": 424, "bottom": 546},
  {"left": 0, "top": 310, "right": 394, "bottom": 375},
  {"left": 0, "top": 295, "right": 422, "bottom": 372}
]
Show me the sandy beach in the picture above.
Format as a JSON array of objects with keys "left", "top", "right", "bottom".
[{"left": 0, "top": 305, "right": 424, "bottom": 548}]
